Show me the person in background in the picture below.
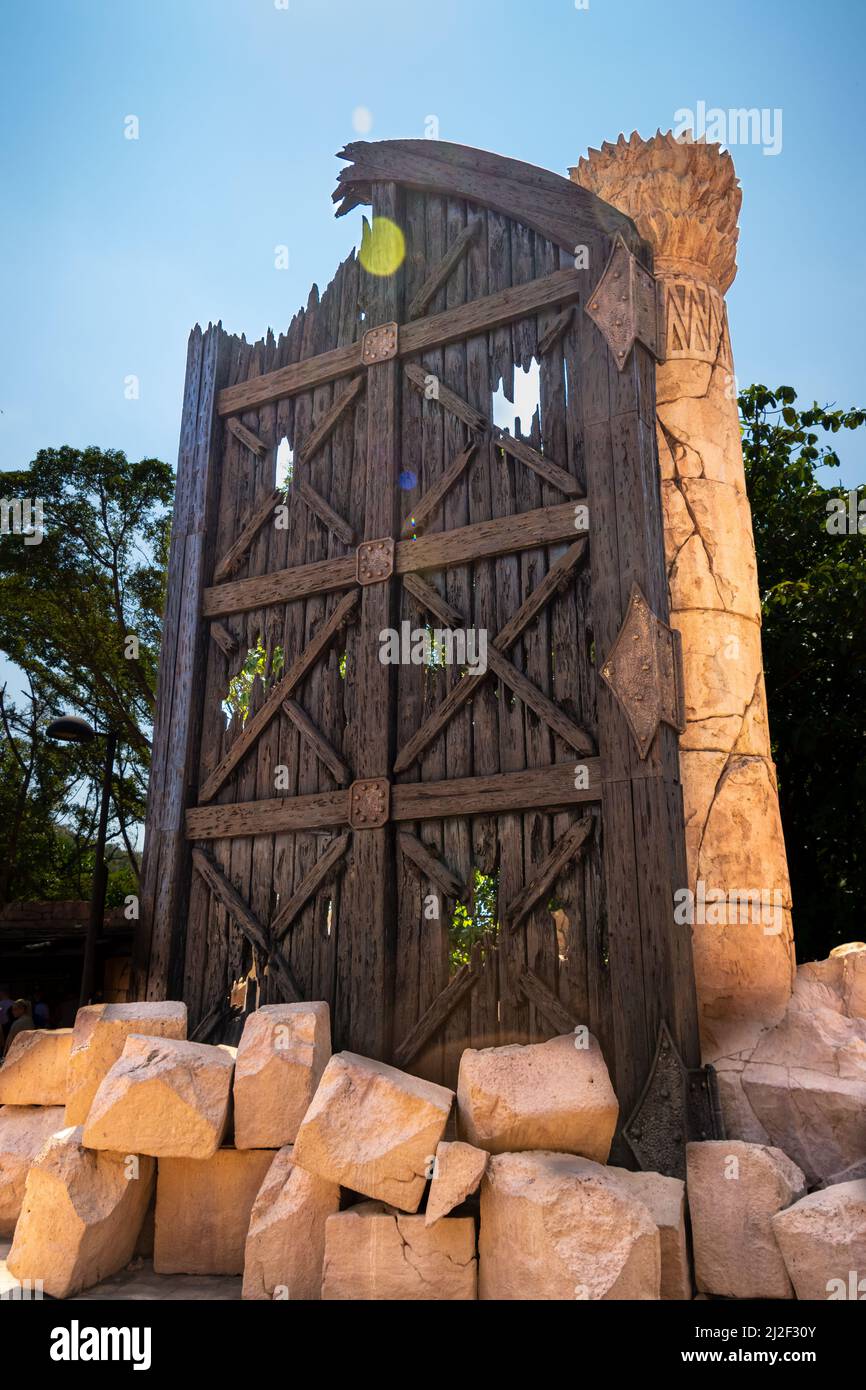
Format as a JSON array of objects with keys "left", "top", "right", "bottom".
[
  {"left": 3, "top": 1000, "right": 34, "bottom": 1055},
  {"left": 0, "top": 986, "right": 13, "bottom": 1044},
  {"left": 32, "top": 988, "right": 50, "bottom": 1028}
]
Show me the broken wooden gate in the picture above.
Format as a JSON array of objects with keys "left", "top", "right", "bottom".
[{"left": 135, "top": 141, "right": 708, "bottom": 1166}]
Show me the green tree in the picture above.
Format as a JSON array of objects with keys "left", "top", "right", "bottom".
[
  {"left": 0, "top": 446, "right": 172, "bottom": 900},
  {"left": 740, "top": 385, "right": 866, "bottom": 960}
]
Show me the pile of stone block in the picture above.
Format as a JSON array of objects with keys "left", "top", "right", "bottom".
[{"left": 1, "top": 983, "right": 864, "bottom": 1300}]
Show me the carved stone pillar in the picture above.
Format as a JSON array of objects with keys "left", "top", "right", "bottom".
[{"left": 571, "top": 133, "right": 795, "bottom": 1051}]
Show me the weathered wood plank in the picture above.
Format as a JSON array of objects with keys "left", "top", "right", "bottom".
[
  {"left": 209, "top": 622, "right": 238, "bottom": 657},
  {"left": 191, "top": 847, "right": 301, "bottom": 1002},
  {"left": 198, "top": 588, "right": 360, "bottom": 802},
  {"left": 296, "top": 480, "right": 355, "bottom": 546},
  {"left": 213, "top": 485, "right": 282, "bottom": 583},
  {"left": 537, "top": 305, "right": 574, "bottom": 357},
  {"left": 392, "top": 961, "right": 479, "bottom": 1068},
  {"left": 407, "top": 216, "right": 483, "bottom": 319},
  {"left": 217, "top": 269, "right": 584, "bottom": 416},
  {"left": 504, "top": 816, "right": 594, "bottom": 928},
  {"left": 271, "top": 832, "right": 351, "bottom": 941},
  {"left": 401, "top": 442, "right": 477, "bottom": 537},
  {"left": 281, "top": 698, "right": 352, "bottom": 785},
  {"left": 516, "top": 967, "right": 577, "bottom": 1035},
  {"left": 492, "top": 426, "right": 581, "bottom": 498},
  {"left": 226, "top": 417, "right": 268, "bottom": 458},
  {"left": 297, "top": 374, "right": 365, "bottom": 466},
  {"left": 202, "top": 501, "right": 585, "bottom": 617},
  {"left": 398, "top": 831, "right": 466, "bottom": 902}
]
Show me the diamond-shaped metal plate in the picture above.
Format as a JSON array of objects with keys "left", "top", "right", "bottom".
[
  {"left": 361, "top": 321, "right": 398, "bottom": 365},
  {"left": 586, "top": 235, "right": 663, "bottom": 370},
  {"left": 600, "top": 584, "right": 686, "bottom": 759}
]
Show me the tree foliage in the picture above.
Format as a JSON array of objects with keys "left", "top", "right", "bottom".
[
  {"left": 0, "top": 446, "right": 172, "bottom": 903},
  {"left": 740, "top": 385, "right": 866, "bottom": 959}
]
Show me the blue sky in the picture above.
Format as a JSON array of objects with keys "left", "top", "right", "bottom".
[{"left": 2, "top": 0, "right": 864, "bottom": 492}]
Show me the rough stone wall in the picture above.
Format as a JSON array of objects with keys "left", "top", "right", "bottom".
[{"left": 571, "top": 133, "right": 795, "bottom": 1051}]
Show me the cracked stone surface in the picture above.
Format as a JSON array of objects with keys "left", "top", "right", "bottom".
[
  {"left": 233, "top": 1002, "right": 331, "bottom": 1150},
  {"left": 292, "top": 1052, "right": 453, "bottom": 1212},
  {"left": 0, "top": 1104, "right": 66, "bottom": 1236},
  {"left": 573, "top": 133, "right": 795, "bottom": 1044},
  {"left": 687, "top": 1140, "right": 805, "bottom": 1300},
  {"left": 242, "top": 1144, "right": 339, "bottom": 1300},
  {"left": 425, "top": 1141, "right": 488, "bottom": 1225},
  {"left": 479, "top": 1150, "right": 660, "bottom": 1300},
  {"left": 772, "top": 1179, "right": 866, "bottom": 1301},
  {"left": 65, "top": 1001, "right": 187, "bottom": 1127},
  {"left": 7, "top": 1126, "right": 155, "bottom": 1299},
  {"left": 82, "top": 1034, "right": 234, "bottom": 1159},
  {"left": 322, "top": 1201, "right": 476, "bottom": 1300},
  {"left": 0, "top": 1029, "right": 73, "bottom": 1107},
  {"left": 457, "top": 1032, "right": 618, "bottom": 1159}
]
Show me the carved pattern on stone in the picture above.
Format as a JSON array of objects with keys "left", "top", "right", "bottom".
[{"left": 663, "top": 277, "right": 732, "bottom": 368}]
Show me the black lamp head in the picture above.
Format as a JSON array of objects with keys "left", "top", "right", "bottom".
[{"left": 46, "top": 715, "right": 96, "bottom": 744}]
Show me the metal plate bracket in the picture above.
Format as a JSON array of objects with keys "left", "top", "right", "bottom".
[
  {"left": 356, "top": 536, "right": 395, "bottom": 586},
  {"left": 348, "top": 778, "right": 391, "bottom": 830},
  {"left": 586, "top": 235, "right": 664, "bottom": 370},
  {"left": 623, "top": 1021, "right": 724, "bottom": 1179},
  {"left": 361, "top": 321, "right": 399, "bottom": 365},
  {"left": 600, "top": 584, "right": 686, "bottom": 759}
]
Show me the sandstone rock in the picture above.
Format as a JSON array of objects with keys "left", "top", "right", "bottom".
[
  {"left": 817, "top": 1156, "right": 866, "bottom": 1190},
  {"left": 292, "top": 1052, "right": 453, "bottom": 1212},
  {"left": 566, "top": 1156, "right": 690, "bottom": 1300},
  {"left": 65, "top": 1001, "right": 187, "bottom": 1126},
  {"left": 0, "top": 1029, "right": 73, "bottom": 1106},
  {"left": 233, "top": 1002, "right": 330, "bottom": 1150},
  {"left": 837, "top": 943, "right": 866, "bottom": 1020},
  {"left": 6, "top": 1126, "right": 154, "bottom": 1297},
  {"left": 83, "top": 1035, "right": 234, "bottom": 1160},
  {"left": 479, "top": 1151, "right": 660, "bottom": 1300},
  {"left": 154, "top": 1148, "right": 273, "bottom": 1275},
  {"left": 322, "top": 1202, "right": 476, "bottom": 1300},
  {"left": 0, "top": 1105, "right": 66, "bottom": 1235},
  {"left": 242, "top": 1145, "right": 339, "bottom": 1300},
  {"left": 740, "top": 1005, "right": 866, "bottom": 1184},
  {"left": 457, "top": 1032, "right": 617, "bottom": 1160},
  {"left": 771, "top": 1180, "right": 866, "bottom": 1301},
  {"left": 425, "top": 1141, "right": 487, "bottom": 1226},
  {"left": 686, "top": 1140, "right": 805, "bottom": 1299}
]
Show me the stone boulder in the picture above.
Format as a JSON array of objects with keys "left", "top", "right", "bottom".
[
  {"left": 83, "top": 1035, "right": 234, "bottom": 1159},
  {"left": 771, "top": 1180, "right": 866, "bottom": 1301},
  {"left": 322, "top": 1202, "right": 477, "bottom": 1300},
  {"left": 65, "top": 1001, "right": 187, "bottom": 1126},
  {"left": 233, "top": 1002, "right": 330, "bottom": 1150},
  {"left": 425, "top": 1141, "right": 488, "bottom": 1226},
  {"left": 686, "top": 1140, "right": 805, "bottom": 1299},
  {"left": 292, "top": 1052, "right": 453, "bottom": 1212},
  {"left": 740, "top": 1006, "right": 866, "bottom": 1184},
  {"left": 479, "top": 1151, "right": 660, "bottom": 1300},
  {"left": 457, "top": 1032, "right": 617, "bottom": 1160},
  {"left": 0, "top": 1029, "right": 73, "bottom": 1106},
  {"left": 154, "top": 1148, "right": 274, "bottom": 1275},
  {"left": 6, "top": 1126, "right": 154, "bottom": 1298},
  {"left": 242, "top": 1145, "right": 339, "bottom": 1300},
  {"left": 0, "top": 1104, "right": 66, "bottom": 1235},
  {"left": 567, "top": 1156, "right": 690, "bottom": 1300}
]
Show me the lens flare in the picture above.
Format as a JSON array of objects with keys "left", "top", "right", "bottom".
[{"left": 360, "top": 216, "right": 406, "bottom": 278}]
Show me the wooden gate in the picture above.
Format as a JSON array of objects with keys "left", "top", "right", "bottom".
[{"left": 135, "top": 141, "right": 703, "bottom": 1159}]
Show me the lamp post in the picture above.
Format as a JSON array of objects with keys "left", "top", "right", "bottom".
[{"left": 46, "top": 717, "right": 118, "bottom": 1009}]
